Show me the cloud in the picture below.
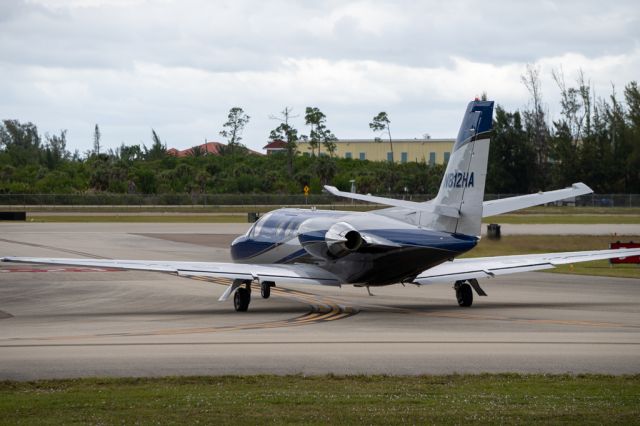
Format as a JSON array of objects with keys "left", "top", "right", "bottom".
[{"left": 0, "top": 0, "right": 638, "bottom": 151}]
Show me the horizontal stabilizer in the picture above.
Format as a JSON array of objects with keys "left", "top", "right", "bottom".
[
  {"left": 482, "top": 183, "right": 593, "bottom": 217},
  {"left": 323, "top": 185, "right": 459, "bottom": 218}
]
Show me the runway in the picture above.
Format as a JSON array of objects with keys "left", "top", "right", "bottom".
[{"left": 1, "top": 223, "right": 639, "bottom": 379}]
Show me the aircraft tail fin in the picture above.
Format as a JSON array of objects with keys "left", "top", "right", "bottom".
[{"left": 421, "top": 100, "right": 494, "bottom": 236}]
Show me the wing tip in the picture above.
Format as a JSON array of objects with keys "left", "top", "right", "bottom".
[
  {"left": 323, "top": 185, "right": 339, "bottom": 194},
  {"left": 572, "top": 182, "right": 593, "bottom": 193}
]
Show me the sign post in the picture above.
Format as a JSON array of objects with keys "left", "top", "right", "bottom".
[{"left": 303, "top": 185, "right": 310, "bottom": 205}]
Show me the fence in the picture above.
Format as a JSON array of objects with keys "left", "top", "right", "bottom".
[{"left": 0, "top": 193, "right": 639, "bottom": 207}]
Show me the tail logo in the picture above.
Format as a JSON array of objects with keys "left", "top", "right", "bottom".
[{"left": 443, "top": 171, "right": 475, "bottom": 189}]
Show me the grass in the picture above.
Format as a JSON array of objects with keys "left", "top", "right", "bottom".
[
  {"left": 509, "top": 206, "right": 640, "bottom": 215},
  {"left": 466, "top": 235, "right": 640, "bottom": 279},
  {"left": 0, "top": 375, "right": 638, "bottom": 424}
]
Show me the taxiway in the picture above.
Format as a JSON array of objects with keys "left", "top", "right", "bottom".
[{"left": 0, "top": 223, "right": 638, "bottom": 379}]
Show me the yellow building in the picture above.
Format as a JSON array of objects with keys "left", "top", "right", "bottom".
[{"left": 296, "top": 138, "right": 455, "bottom": 165}]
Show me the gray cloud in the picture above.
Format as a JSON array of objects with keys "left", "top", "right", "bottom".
[{"left": 0, "top": 0, "right": 638, "bottom": 152}]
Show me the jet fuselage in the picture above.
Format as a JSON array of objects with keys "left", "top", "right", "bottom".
[{"left": 230, "top": 208, "right": 478, "bottom": 285}]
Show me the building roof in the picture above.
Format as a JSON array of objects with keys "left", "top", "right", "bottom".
[
  {"left": 263, "top": 139, "right": 287, "bottom": 150},
  {"left": 168, "top": 141, "right": 262, "bottom": 157}
]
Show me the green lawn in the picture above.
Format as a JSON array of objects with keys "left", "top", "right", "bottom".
[{"left": 1, "top": 375, "right": 638, "bottom": 425}]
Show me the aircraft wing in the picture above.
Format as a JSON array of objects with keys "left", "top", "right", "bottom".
[
  {"left": 0, "top": 256, "right": 342, "bottom": 297},
  {"left": 482, "top": 182, "right": 592, "bottom": 217},
  {"left": 412, "top": 248, "right": 640, "bottom": 285}
]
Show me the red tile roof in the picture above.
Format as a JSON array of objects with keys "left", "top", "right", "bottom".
[
  {"left": 263, "top": 139, "right": 287, "bottom": 150},
  {"left": 168, "top": 141, "right": 262, "bottom": 157}
]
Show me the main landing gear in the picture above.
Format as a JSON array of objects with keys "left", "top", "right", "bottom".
[
  {"left": 454, "top": 279, "right": 487, "bottom": 307},
  {"left": 233, "top": 280, "right": 276, "bottom": 311},
  {"left": 233, "top": 283, "right": 251, "bottom": 312}
]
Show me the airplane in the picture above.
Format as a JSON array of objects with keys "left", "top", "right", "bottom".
[{"left": 3, "top": 99, "right": 640, "bottom": 312}]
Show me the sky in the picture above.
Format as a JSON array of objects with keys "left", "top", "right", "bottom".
[{"left": 0, "top": 0, "right": 638, "bottom": 154}]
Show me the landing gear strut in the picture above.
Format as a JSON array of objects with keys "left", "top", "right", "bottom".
[
  {"left": 261, "top": 281, "right": 275, "bottom": 299},
  {"left": 233, "top": 281, "right": 252, "bottom": 312}
]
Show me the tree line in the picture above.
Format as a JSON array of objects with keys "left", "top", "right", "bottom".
[
  {"left": 488, "top": 70, "right": 640, "bottom": 194},
  {"left": 1, "top": 73, "right": 638, "bottom": 196}
]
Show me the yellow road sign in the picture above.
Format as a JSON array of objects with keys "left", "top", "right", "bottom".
[{"left": 303, "top": 185, "right": 310, "bottom": 195}]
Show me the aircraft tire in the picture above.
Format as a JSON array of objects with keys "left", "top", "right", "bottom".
[
  {"left": 260, "top": 281, "right": 273, "bottom": 299},
  {"left": 456, "top": 282, "right": 473, "bottom": 307},
  {"left": 234, "top": 287, "right": 250, "bottom": 312}
]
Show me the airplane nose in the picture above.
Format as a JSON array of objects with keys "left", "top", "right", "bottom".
[{"left": 231, "top": 235, "right": 246, "bottom": 247}]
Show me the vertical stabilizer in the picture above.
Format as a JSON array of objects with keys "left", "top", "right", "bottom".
[{"left": 421, "top": 100, "right": 494, "bottom": 236}]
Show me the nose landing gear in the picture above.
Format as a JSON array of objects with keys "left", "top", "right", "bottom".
[{"left": 261, "top": 281, "right": 275, "bottom": 299}]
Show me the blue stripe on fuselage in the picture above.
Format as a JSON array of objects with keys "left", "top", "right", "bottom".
[
  {"left": 230, "top": 238, "right": 278, "bottom": 260},
  {"left": 362, "top": 229, "right": 477, "bottom": 253},
  {"left": 275, "top": 248, "right": 309, "bottom": 264}
]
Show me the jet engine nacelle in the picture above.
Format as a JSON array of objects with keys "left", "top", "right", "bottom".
[
  {"left": 325, "top": 222, "right": 363, "bottom": 257},
  {"left": 297, "top": 218, "right": 363, "bottom": 260}
]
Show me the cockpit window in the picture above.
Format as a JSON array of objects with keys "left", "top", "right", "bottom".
[
  {"left": 248, "top": 209, "right": 346, "bottom": 241},
  {"left": 251, "top": 212, "right": 273, "bottom": 237}
]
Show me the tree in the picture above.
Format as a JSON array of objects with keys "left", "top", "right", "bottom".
[
  {"left": 320, "top": 126, "right": 337, "bottom": 157},
  {"left": 93, "top": 124, "right": 101, "bottom": 155},
  {"left": 304, "top": 107, "right": 339, "bottom": 157},
  {"left": 189, "top": 145, "right": 205, "bottom": 157},
  {"left": 119, "top": 144, "right": 142, "bottom": 163},
  {"left": 552, "top": 68, "right": 589, "bottom": 141},
  {"left": 44, "top": 130, "right": 68, "bottom": 170},
  {"left": 486, "top": 106, "right": 535, "bottom": 193},
  {"left": 0, "top": 120, "right": 41, "bottom": 166},
  {"left": 369, "top": 112, "right": 393, "bottom": 162},
  {"left": 304, "top": 107, "right": 325, "bottom": 156},
  {"left": 624, "top": 81, "right": 640, "bottom": 191},
  {"left": 145, "top": 129, "right": 167, "bottom": 160},
  {"left": 312, "top": 155, "right": 337, "bottom": 185},
  {"left": 521, "top": 64, "right": 550, "bottom": 189},
  {"left": 219, "top": 107, "right": 250, "bottom": 155},
  {"left": 269, "top": 107, "right": 298, "bottom": 177}
]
